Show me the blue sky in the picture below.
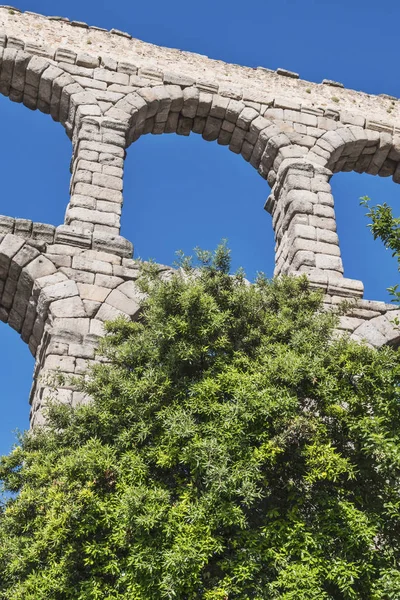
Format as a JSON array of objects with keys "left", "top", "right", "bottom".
[{"left": 0, "top": 0, "right": 399, "bottom": 456}]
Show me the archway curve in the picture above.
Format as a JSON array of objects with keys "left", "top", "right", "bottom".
[
  {"left": 0, "top": 48, "right": 103, "bottom": 137},
  {"left": 0, "top": 233, "right": 58, "bottom": 356},
  {"left": 114, "top": 85, "right": 305, "bottom": 186},
  {"left": 308, "top": 126, "right": 400, "bottom": 180}
]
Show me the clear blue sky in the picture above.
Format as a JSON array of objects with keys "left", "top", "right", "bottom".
[{"left": 0, "top": 0, "right": 399, "bottom": 456}]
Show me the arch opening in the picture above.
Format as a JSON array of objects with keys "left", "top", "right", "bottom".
[
  {"left": 0, "top": 323, "right": 34, "bottom": 456},
  {"left": 123, "top": 132, "right": 274, "bottom": 280},
  {"left": 0, "top": 93, "right": 71, "bottom": 227},
  {"left": 332, "top": 170, "right": 399, "bottom": 302}
]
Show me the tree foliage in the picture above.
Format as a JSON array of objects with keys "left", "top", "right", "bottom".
[{"left": 1, "top": 244, "right": 400, "bottom": 599}]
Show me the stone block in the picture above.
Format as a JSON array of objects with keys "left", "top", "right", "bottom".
[
  {"left": 46, "top": 244, "right": 83, "bottom": 258},
  {"left": 46, "top": 339, "right": 69, "bottom": 356},
  {"left": 196, "top": 80, "right": 219, "bottom": 94},
  {"left": 70, "top": 194, "right": 96, "bottom": 209},
  {"left": 105, "top": 288, "right": 140, "bottom": 317},
  {"left": 283, "top": 200, "right": 314, "bottom": 230},
  {"left": 23, "top": 255, "right": 57, "bottom": 282},
  {"left": 102, "top": 165, "right": 123, "bottom": 178},
  {"left": 221, "top": 119, "right": 235, "bottom": 133},
  {"left": 164, "top": 72, "right": 195, "bottom": 87},
  {"left": 264, "top": 108, "right": 284, "bottom": 120},
  {"left": 202, "top": 116, "right": 221, "bottom": 141},
  {"left": 338, "top": 316, "right": 367, "bottom": 332},
  {"left": 50, "top": 296, "right": 86, "bottom": 318},
  {"left": 117, "top": 280, "right": 142, "bottom": 300},
  {"left": 0, "top": 48, "right": 17, "bottom": 96},
  {"left": 45, "top": 354, "right": 76, "bottom": 373},
  {"left": 40, "top": 279, "right": 79, "bottom": 303},
  {"left": 229, "top": 127, "right": 246, "bottom": 153},
  {"left": 77, "top": 283, "right": 110, "bottom": 302},
  {"left": 241, "top": 141, "right": 254, "bottom": 161},
  {"left": 94, "top": 68, "right": 129, "bottom": 86},
  {"left": 14, "top": 218, "right": 33, "bottom": 237},
  {"left": 315, "top": 254, "right": 343, "bottom": 272},
  {"left": 182, "top": 86, "right": 199, "bottom": 119},
  {"left": 176, "top": 116, "right": 192, "bottom": 136},
  {"left": 313, "top": 205, "right": 335, "bottom": 218},
  {"left": 0, "top": 216, "right": 15, "bottom": 234},
  {"left": 81, "top": 249, "right": 120, "bottom": 264},
  {"left": 67, "top": 207, "right": 120, "bottom": 228},
  {"left": 236, "top": 106, "right": 259, "bottom": 130},
  {"left": 80, "top": 140, "right": 125, "bottom": 158},
  {"left": 21, "top": 301, "right": 38, "bottom": 344},
  {"left": 73, "top": 183, "right": 123, "bottom": 204},
  {"left": 0, "top": 234, "right": 26, "bottom": 278},
  {"left": 164, "top": 111, "right": 179, "bottom": 134},
  {"left": 94, "top": 273, "right": 123, "bottom": 288},
  {"left": 96, "top": 302, "right": 127, "bottom": 321},
  {"left": 249, "top": 115, "right": 270, "bottom": 135},
  {"left": 33, "top": 272, "right": 68, "bottom": 293},
  {"left": 52, "top": 317, "right": 90, "bottom": 339},
  {"left": 317, "top": 192, "right": 334, "bottom": 207},
  {"left": 72, "top": 255, "right": 113, "bottom": 275},
  {"left": 92, "top": 224, "right": 119, "bottom": 236},
  {"left": 32, "top": 222, "right": 55, "bottom": 243},
  {"left": 11, "top": 50, "right": 30, "bottom": 92},
  {"left": 289, "top": 223, "right": 316, "bottom": 241},
  {"left": 89, "top": 318, "right": 105, "bottom": 337},
  {"left": 219, "top": 84, "right": 243, "bottom": 100},
  {"left": 285, "top": 109, "right": 317, "bottom": 127},
  {"left": 92, "top": 172, "right": 123, "bottom": 191},
  {"left": 39, "top": 65, "right": 64, "bottom": 107},
  {"left": 92, "top": 232, "right": 133, "bottom": 258},
  {"left": 290, "top": 250, "right": 316, "bottom": 270},
  {"left": 75, "top": 358, "right": 92, "bottom": 374},
  {"left": 285, "top": 189, "right": 319, "bottom": 206},
  {"left": 82, "top": 300, "right": 101, "bottom": 317},
  {"left": 351, "top": 320, "right": 387, "bottom": 347},
  {"left": 196, "top": 91, "right": 212, "bottom": 118},
  {"left": 60, "top": 267, "right": 95, "bottom": 285},
  {"left": 209, "top": 95, "right": 229, "bottom": 120},
  {"left": 285, "top": 173, "right": 311, "bottom": 191},
  {"left": 316, "top": 229, "right": 339, "bottom": 245},
  {"left": 76, "top": 52, "right": 99, "bottom": 68},
  {"left": 9, "top": 245, "right": 39, "bottom": 281},
  {"left": 8, "top": 307, "right": 24, "bottom": 332}
]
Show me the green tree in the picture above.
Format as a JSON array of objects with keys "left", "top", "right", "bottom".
[
  {"left": 1, "top": 244, "right": 400, "bottom": 599},
  {"left": 361, "top": 195, "right": 400, "bottom": 303}
]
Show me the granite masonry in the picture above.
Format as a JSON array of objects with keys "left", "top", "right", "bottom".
[{"left": 0, "top": 6, "right": 399, "bottom": 425}]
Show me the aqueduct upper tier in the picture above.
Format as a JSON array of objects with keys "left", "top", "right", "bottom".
[{"left": 0, "top": 6, "right": 399, "bottom": 425}]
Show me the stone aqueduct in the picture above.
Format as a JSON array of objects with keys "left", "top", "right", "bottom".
[{"left": 0, "top": 6, "right": 399, "bottom": 425}]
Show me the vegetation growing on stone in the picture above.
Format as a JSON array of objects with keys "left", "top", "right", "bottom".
[{"left": 1, "top": 243, "right": 400, "bottom": 599}]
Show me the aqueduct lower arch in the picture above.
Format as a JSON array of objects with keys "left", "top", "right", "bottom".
[{"left": 0, "top": 6, "right": 399, "bottom": 425}]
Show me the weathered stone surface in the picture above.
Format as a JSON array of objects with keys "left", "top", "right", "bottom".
[
  {"left": 77, "top": 283, "right": 109, "bottom": 302},
  {"left": 105, "top": 288, "right": 140, "bottom": 317},
  {"left": 50, "top": 296, "right": 86, "bottom": 318}
]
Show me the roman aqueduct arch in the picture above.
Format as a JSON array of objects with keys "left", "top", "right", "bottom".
[{"left": 0, "top": 6, "right": 399, "bottom": 425}]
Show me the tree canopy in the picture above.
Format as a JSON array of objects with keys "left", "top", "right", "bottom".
[{"left": 1, "top": 244, "right": 400, "bottom": 599}]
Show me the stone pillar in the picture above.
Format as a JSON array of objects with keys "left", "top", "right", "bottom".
[
  {"left": 266, "top": 159, "right": 364, "bottom": 298},
  {"left": 57, "top": 115, "right": 130, "bottom": 257}
]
